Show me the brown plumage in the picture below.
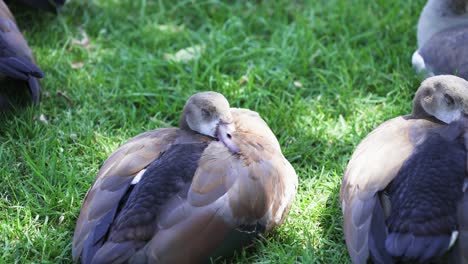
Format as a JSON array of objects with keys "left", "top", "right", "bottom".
[
  {"left": 0, "top": 0, "right": 43, "bottom": 109},
  {"left": 341, "top": 75, "right": 468, "bottom": 263},
  {"left": 72, "top": 91, "right": 298, "bottom": 264}
]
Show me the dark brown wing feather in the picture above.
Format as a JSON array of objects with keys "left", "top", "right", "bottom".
[
  {"left": 0, "top": 0, "right": 43, "bottom": 105},
  {"left": 341, "top": 116, "right": 442, "bottom": 264},
  {"left": 72, "top": 128, "right": 180, "bottom": 262}
]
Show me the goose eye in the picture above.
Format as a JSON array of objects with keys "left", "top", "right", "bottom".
[
  {"left": 444, "top": 94, "right": 455, "bottom": 106},
  {"left": 201, "top": 109, "right": 211, "bottom": 118}
]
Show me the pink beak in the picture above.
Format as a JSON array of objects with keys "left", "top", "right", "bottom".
[{"left": 217, "top": 122, "right": 240, "bottom": 154}]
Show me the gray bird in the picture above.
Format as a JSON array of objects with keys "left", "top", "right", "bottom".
[
  {"left": 0, "top": 0, "right": 43, "bottom": 109},
  {"left": 72, "top": 91, "right": 298, "bottom": 264},
  {"left": 412, "top": 0, "right": 468, "bottom": 80},
  {"left": 341, "top": 75, "right": 468, "bottom": 263}
]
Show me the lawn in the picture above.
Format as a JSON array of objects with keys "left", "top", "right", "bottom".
[{"left": 0, "top": 0, "right": 425, "bottom": 263}]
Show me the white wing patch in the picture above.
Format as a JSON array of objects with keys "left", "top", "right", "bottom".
[
  {"left": 412, "top": 50, "right": 430, "bottom": 76},
  {"left": 131, "top": 169, "right": 147, "bottom": 185},
  {"left": 448, "top": 230, "right": 459, "bottom": 249}
]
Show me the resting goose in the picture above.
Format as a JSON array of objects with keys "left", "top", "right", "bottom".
[
  {"left": 72, "top": 91, "right": 298, "bottom": 264},
  {"left": 0, "top": 0, "right": 43, "bottom": 109},
  {"left": 341, "top": 75, "right": 468, "bottom": 263},
  {"left": 412, "top": 0, "right": 468, "bottom": 80}
]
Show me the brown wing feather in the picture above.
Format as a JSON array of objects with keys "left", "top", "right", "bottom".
[
  {"left": 0, "top": 1, "right": 14, "bottom": 22},
  {"left": 72, "top": 128, "right": 179, "bottom": 261},
  {"left": 138, "top": 196, "right": 233, "bottom": 263},
  {"left": 189, "top": 108, "right": 297, "bottom": 228},
  {"left": 96, "top": 128, "right": 179, "bottom": 179},
  {"left": 341, "top": 116, "right": 442, "bottom": 264}
]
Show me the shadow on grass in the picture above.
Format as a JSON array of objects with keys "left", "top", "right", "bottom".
[
  {"left": 317, "top": 181, "right": 346, "bottom": 246},
  {"left": 302, "top": 180, "right": 350, "bottom": 263}
]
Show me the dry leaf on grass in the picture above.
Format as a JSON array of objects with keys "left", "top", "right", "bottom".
[
  {"left": 157, "top": 24, "right": 184, "bottom": 33},
  {"left": 71, "top": 62, "right": 84, "bottom": 69},
  {"left": 57, "top": 91, "right": 74, "bottom": 108},
  {"left": 238, "top": 75, "right": 249, "bottom": 85},
  {"left": 293, "top": 81, "right": 303, "bottom": 88},
  {"left": 163, "top": 45, "right": 205, "bottom": 63},
  {"left": 39, "top": 114, "right": 49, "bottom": 125},
  {"left": 70, "top": 28, "right": 91, "bottom": 50},
  {"left": 58, "top": 214, "right": 65, "bottom": 225},
  {"left": 70, "top": 133, "right": 78, "bottom": 140}
]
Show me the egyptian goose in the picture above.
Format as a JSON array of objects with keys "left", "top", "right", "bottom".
[
  {"left": 72, "top": 91, "right": 298, "bottom": 264},
  {"left": 341, "top": 75, "right": 468, "bottom": 263},
  {"left": 412, "top": 0, "right": 468, "bottom": 80}
]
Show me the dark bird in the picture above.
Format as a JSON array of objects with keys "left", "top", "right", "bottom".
[
  {"left": 6, "top": 0, "right": 66, "bottom": 13},
  {"left": 341, "top": 75, "right": 468, "bottom": 263},
  {"left": 72, "top": 91, "right": 298, "bottom": 264},
  {"left": 412, "top": 0, "right": 468, "bottom": 80},
  {"left": 0, "top": 0, "right": 43, "bottom": 109}
]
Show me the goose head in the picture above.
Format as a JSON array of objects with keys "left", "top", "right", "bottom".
[
  {"left": 412, "top": 75, "right": 468, "bottom": 123},
  {"left": 180, "top": 91, "right": 240, "bottom": 153}
]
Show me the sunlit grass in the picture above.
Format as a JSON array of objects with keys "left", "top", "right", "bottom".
[{"left": 0, "top": 0, "right": 425, "bottom": 262}]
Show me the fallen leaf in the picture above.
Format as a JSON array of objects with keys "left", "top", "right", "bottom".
[
  {"left": 238, "top": 75, "right": 249, "bottom": 85},
  {"left": 70, "top": 133, "right": 78, "bottom": 140},
  {"left": 57, "top": 91, "right": 74, "bottom": 108},
  {"left": 39, "top": 114, "right": 49, "bottom": 125},
  {"left": 58, "top": 214, "right": 65, "bottom": 225},
  {"left": 71, "top": 62, "right": 84, "bottom": 69},
  {"left": 293, "top": 81, "right": 303, "bottom": 88},
  {"left": 157, "top": 24, "right": 184, "bottom": 33},
  {"left": 164, "top": 45, "right": 205, "bottom": 63},
  {"left": 99, "top": 28, "right": 108, "bottom": 35},
  {"left": 71, "top": 28, "right": 91, "bottom": 50}
]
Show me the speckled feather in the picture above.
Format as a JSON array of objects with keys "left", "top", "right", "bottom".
[{"left": 385, "top": 126, "right": 466, "bottom": 262}]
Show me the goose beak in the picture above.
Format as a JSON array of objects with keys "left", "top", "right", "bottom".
[{"left": 217, "top": 122, "right": 240, "bottom": 154}]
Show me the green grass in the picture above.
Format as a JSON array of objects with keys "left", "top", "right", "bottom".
[{"left": 0, "top": 0, "right": 426, "bottom": 263}]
